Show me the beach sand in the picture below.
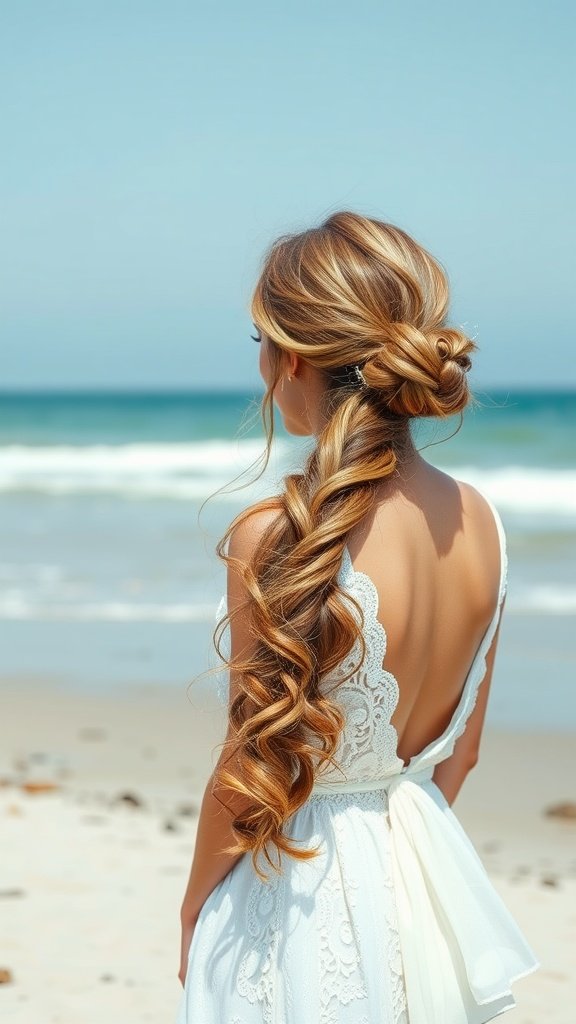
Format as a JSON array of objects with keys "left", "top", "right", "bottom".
[{"left": 1, "top": 677, "right": 575, "bottom": 1024}]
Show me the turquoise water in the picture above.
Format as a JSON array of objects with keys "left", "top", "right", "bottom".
[
  {"left": 2, "top": 387, "right": 575, "bottom": 727},
  {"left": 2, "top": 388, "right": 575, "bottom": 468}
]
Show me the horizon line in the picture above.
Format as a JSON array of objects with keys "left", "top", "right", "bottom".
[{"left": 1, "top": 383, "right": 575, "bottom": 396}]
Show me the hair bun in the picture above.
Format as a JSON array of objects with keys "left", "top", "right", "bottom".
[{"left": 361, "top": 323, "right": 476, "bottom": 419}]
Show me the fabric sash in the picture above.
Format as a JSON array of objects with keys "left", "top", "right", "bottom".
[{"left": 311, "top": 768, "right": 540, "bottom": 1023}]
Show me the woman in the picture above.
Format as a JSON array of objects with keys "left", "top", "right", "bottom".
[{"left": 177, "top": 211, "right": 540, "bottom": 1023}]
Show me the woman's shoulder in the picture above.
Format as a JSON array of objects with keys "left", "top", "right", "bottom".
[
  {"left": 444, "top": 475, "right": 507, "bottom": 603},
  {"left": 415, "top": 466, "right": 505, "bottom": 581},
  {"left": 423, "top": 463, "right": 502, "bottom": 527},
  {"left": 226, "top": 498, "right": 285, "bottom": 561},
  {"left": 450, "top": 476, "right": 505, "bottom": 538}
]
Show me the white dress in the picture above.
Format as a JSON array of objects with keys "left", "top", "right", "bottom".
[{"left": 177, "top": 491, "right": 540, "bottom": 1024}]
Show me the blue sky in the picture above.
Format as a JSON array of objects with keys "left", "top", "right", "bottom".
[{"left": 2, "top": 0, "right": 574, "bottom": 390}]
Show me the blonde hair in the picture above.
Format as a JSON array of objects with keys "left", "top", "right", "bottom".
[{"left": 212, "top": 211, "right": 478, "bottom": 881}]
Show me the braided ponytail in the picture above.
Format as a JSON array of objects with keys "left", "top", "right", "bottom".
[{"left": 212, "top": 211, "right": 478, "bottom": 881}]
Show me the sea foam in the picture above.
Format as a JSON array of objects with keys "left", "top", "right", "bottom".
[{"left": 1, "top": 441, "right": 575, "bottom": 515}]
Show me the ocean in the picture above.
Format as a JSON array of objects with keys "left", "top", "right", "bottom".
[{"left": 2, "top": 387, "right": 575, "bottom": 729}]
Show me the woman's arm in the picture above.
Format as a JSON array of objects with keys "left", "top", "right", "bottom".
[
  {"left": 432, "top": 601, "right": 505, "bottom": 806},
  {"left": 177, "top": 772, "right": 249, "bottom": 985},
  {"left": 178, "top": 507, "right": 282, "bottom": 980},
  {"left": 178, "top": 770, "right": 248, "bottom": 924}
]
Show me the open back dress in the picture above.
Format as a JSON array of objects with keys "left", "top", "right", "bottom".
[{"left": 176, "top": 490, "right": 540, "bottom": 1024}]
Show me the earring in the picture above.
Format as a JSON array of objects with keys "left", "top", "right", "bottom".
[{"left": 288, "top": 375, "right": 293, "bottom": 382}]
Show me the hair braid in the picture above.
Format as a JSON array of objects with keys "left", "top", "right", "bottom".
[{"left": 214, "top": 391, "right": 412, "bottom": 881}]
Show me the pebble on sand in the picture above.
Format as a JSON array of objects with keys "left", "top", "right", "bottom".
[
  {"left": 20, "top": 781, "right": 60, "bottom": 794},
  {"left": 544, "top": 801, "right": 576, "bottom": 821},
  {"left": 113, "top": 791, "right": 146, "bottom": 809}
]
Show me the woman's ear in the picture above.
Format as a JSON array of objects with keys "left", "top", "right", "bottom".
[{"left": 288, "top": 351, "right": 300, "bottom": 378}]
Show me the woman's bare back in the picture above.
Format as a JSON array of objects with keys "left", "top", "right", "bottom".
[{"left": 346, "top": 459, "right": 503, "bottom": 766}]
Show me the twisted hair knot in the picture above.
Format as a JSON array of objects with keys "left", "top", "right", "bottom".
[{"left": 360, "top": 322, "right": 475, "bottom": 418}]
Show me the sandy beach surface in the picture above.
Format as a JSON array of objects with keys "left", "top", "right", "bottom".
[{"left": 1, "top": 676, "right": 575, "bottom": 1024}]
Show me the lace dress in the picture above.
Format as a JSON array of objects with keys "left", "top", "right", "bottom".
[{"left": 176, "top": 491, "right": 540, "bottom": 1024}]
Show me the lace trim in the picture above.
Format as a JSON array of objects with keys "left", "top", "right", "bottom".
[
  {"left": 318, "top": 803, "right": 369, "bottom": 1021},
  {"left": 236, "top": 861, "right": 284, "bottom": 1023},
  {"left": 236, "top": 793, "right": 408, "bottom": 1022},
  {"left": 382, "top": 833, "right": 409, "bottom": 1024},
  {"left": 312, "top": 551, "right": 405, "bottom": 784}
]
